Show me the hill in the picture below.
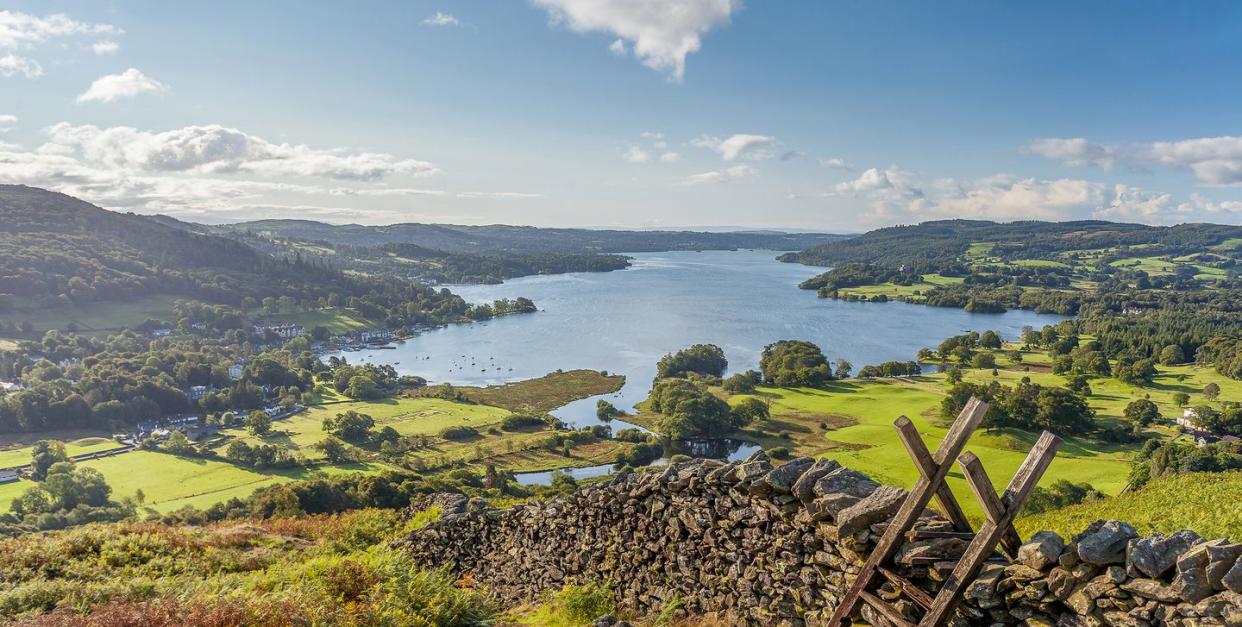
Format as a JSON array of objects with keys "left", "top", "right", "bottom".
[
  {"left": 780, "top": 219, "right": 1242, "bottom": 268},
  {"left": 0, "top": 186, "right": 473, "bottom": 327},
  {"left": 211, "top": 219, "right": 845, "bottom": 254},
  {"left": 1017, "top": 470, "right": 1242, "bottom": 540}
]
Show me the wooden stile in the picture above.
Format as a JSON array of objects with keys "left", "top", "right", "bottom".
[{"left": 824, "top": 397, "right": 1062, "bottom": 627}]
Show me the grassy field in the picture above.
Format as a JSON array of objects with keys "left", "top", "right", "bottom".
[
  {"left": 265, "top": 307, "right": 378, "bottom": 334},
  {"left": 419, "top": 369, "right": 626, "bottom": 414},
  {"left": 0, "top": 435, "right": 122, "bottom": 469},
  {"left": 835, "top": 274, "right": 963, "bottom": 302},
  {"left": 625, "top": 348, "right": 1238, "bottom": 523},
  {"left": 0, "top": 294, "right": 183, "bottom": 337},
  {"left": 0, "top": 478, "right": 30, "bottom": 512},
  {"left": 78, "top": 450, "right": 396, "bottom": 514},
  {"left": 1019, "top": 471, "right": 1242, "bottom": 539},
  {"left": 217, "top": 397, "right": 514, "bottom": 461}
]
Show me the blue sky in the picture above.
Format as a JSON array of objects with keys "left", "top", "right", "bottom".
[{"left": 2, "top": 1, "right": 1241, "bottom": 230}]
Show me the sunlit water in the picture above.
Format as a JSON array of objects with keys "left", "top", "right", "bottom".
[{"left": 339, "top": 250, "right": 1067, "bottom": 481}]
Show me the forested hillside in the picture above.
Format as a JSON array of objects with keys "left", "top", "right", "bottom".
[
  {"left": 0, "top": 186, "right": 473, "bottom": 326},
  {"left": 781, "top": 219, "right": 1242, "bottom": 268},
  {"left": 212, "top": 219, "right": 843, "bottom": 254}
]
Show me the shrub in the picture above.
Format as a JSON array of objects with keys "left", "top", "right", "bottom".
[
  {"left": 500, "top": 414, "right": 547, "bottom": 431},
  {"left": 438, "top": 426, "right": 479, "bottom": 441}
]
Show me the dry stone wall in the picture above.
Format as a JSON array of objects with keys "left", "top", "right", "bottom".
[{"left": 398, "top": 453, "right": 1242, "bottom": 626}]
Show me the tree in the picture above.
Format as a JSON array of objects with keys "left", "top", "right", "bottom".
[
  {"left": 1159, "top": 344, "right": 1186, "bottom": 365},
  {"left": 316, "top": 437, "right": 351, "bottom": 463},
  {"left": 834, "top": 359, "right": 852, "bottom": 380},
  {"left": 1173, "top": 392, "right": 1190, "bottom": 407},
  {"left": 246, "top": 410, "right": 272, "bottom": 436},
  {"left": 30, "top": 440, "right": 68, "bottom": 481},
  {"left": 596, "top": 400, "right": 620, "bottom": 420},
  {"left": 345, "top": 375, "right": 381, "bottom": 400},
  {"left": 722, "top": 370, "right": 761, "bottom": 394},
  {"left": 732, "top": 397, "right": 769, "bottom": 423},
  {"left": 656, "top": 344, "right": 728, "bottom": 379},
  {"left": 648, "top": 378, "right": 738, "bottom": 439},
  {"left": 1204, "top": 382, "right": 1221, "bottom": 400},
  {"left": 322, "top": 410, "right": 375, "bottom": 442},
  {"left": 1123, "top": 399, "right": 1160, "bottom": 427},
  {"left": 759, "top": 340, "right": 832, "bottom": 388},
  {"left": 979, "top": 330, "right": 1002, "bottom": 350},
  {"left": 971, "top": 352, "right": 997, "bottom": 369}
]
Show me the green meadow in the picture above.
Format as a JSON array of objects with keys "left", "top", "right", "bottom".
[
  {"left": 0, "top": 435, "right": 121, "bottom": 469},
  {"left": 265, "top": 307, "right": 379, "bottom": 334},
  {"left": 0, "top": 294, "right": 184, "bottom": 337}
]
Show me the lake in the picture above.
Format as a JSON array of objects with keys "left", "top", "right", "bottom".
[{"left": 341, "top": 249, "right": 1066, "bottom": 456}]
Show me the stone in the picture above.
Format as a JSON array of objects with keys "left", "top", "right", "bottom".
[
  {"left": 812, "top": 467, "right": 879, "bottom": 501},
  {"left": 1121, "top": 579, "right": 1180, "bottom": 603},
  {"left": 764, "top": 457, "right": 815, "bottom": 495},
  {"left": 836, "top": 485, "right": 906, "bottom": 536},
  {"left": 896, "top": 538, "right": 968, "bottom": 565},
  {"left": 1224, "top": 558, "right": 1242, "bottom": 594},
  {"left": 1020, "top": 531, "right": 1067, "bottom": 571},
  {"left": 792, "top": 458, "right": 841, "bottom": 504},
  {"left": 1204, "top": 542, "right": 1242, "bottom": 590},
  {"left": 1076, "top": 520, "right": 1138, "bottom": 565},
  {"left": 1176, "top": 539, "right": 1223, "bottom": 574},
  {"left": 1171, "top": 567, "right": 1213, "bottom": 603},
  {"left": 807, "top": 494, "right": 860, "bottom": 521},
  {"left": 1126, "top": 530, "right": 1202, "bottom": 579}
]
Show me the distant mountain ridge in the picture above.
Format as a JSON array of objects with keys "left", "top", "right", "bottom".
[
  {"left": 781, "top": 219, "right": 1242, "bottom": 268},
  {"left": 205, "top": 219, "right": 846, "bottom": 254}
]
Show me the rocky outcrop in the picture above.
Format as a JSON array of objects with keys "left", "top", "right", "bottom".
[{"left": 397, "top": 455, "right": 1242, "bottom": 626}]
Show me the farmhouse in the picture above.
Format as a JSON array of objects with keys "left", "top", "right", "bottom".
[{"left": 254, "top": 323, "right": 305, "bottom": 339}]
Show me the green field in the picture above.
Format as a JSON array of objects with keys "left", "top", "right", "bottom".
[
  {"left": 0, "top": 436, "right": 122, "bottom": 469},
  {"left": 0, "top": 478, "right": 30, "bottom": 512},
  {"left": 726, "top": 379, "right": 1133, "bottom": 522},
  {"left": 78, "top": 450, "right": 395, "bottom": 513},
  {"left": 1010, "top": 258, "right": 1071, "bottom": 269},
  {"left": 218, "top": 397, "right": 514, "bottom": 460},
  {"left": 266, "top": 307, "right": 379, "bottom": 334},
  {"left": 625, "top": 348, "right": 1239, "bottom": 523},
  {"left": 0, "top": 294, "right": 182, "bottom": 336},
  {"left": 835, "top": 274, "right": 963, "bottom": 302},
  {"left": 1019, "top": 471, "right": 1242, "bottom": 539}
]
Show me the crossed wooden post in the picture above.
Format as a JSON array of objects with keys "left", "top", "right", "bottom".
[{"left": 825, "top": 397, "right": 1062, "bottom": 627}]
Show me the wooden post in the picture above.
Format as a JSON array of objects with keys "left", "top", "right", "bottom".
[
  {"left": 918, "top": 431, "right": 1061, "bottom": 626},
  {"left": 825, "top": 398, "right": 989, "bottom": 627}
]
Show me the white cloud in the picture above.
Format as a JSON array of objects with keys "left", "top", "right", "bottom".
[
  {"left": 929, "top": 175, "right": 1103, "bottom": 221},
  {"left": 819, "top": 157, "right": 852, "bottom": 170},
  {"left": 0, "top": 128, "right": 539, "bottom": 222},
  {"left": 1145, "top": 136, "right": 1242, "bottom": 185},
  {"left": 91, "top": 40, "right": 119, "bottom": 55},
  {"left": 0, "top": 10, "right": 119, "bottom": 49},
  {"left": 0, "top": 11, "right": 120, "bottom": 78},
  {"left": 1028, "top": 135, "right": 1242, "bottom": 185},
  {"left": 0, "top": 113, "right": 15, "bottom": 131},
  {"left": 691, "top": 133, "right": 777, "bottom": 161},
  {"left": 1025, "top": 138, "right": 1116, "bottom": 169},
  {"left": 0, "top": 53, "right": 41, "bottom": 78},
  {"left": 621, "top": 145, "right": 651, "bottom": 163},
  {"left": 659, "top": 151, "right": 680, "bottom": 163},
  {"left": 42, "top": 122, "right": 439, "bottom": 180},
  {"left": 421, "top": 11, "right": 460, "bottom": 27},
  {"left": 834, "top": 167, "right": 921, "bottom": 196},
  {"left": 1093, "top": 184, "right": 1176, "bottom": 223},
  {"left": 608, "top": 39, "right": 627, "bottom": 55},
  {"left": 683, "top": 164, "right": 755, "bottom": 185},
  {"left": 531, "top": 0, "right": 737, "bottom": 81},
  {"left": 77, "top": 68, "right": 167, "bottom": 103}
]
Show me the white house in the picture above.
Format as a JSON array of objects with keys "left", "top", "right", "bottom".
[
  {"left": 1177, "top": 408, "right": 1198, "bottom": 430},
  {"left": 0, "top": 469, "right": 19, "bottom": 484}
]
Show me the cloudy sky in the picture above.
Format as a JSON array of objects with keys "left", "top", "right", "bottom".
[{"left": 2, "top": 1, "right": 1241, "bottom": 229}]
